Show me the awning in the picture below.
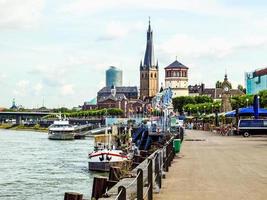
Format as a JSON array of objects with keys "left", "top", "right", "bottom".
[{"left": 225, "top": 107, "right": 267, "bottom": 117}]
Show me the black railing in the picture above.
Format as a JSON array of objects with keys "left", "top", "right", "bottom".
[
  {"left": 112, "top": 137, "right": 175, "bottom": 200},
  {"left": 64, "top": 137, "right": 176, "bottom": 200}
]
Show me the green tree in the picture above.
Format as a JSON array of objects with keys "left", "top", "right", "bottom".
[
  {"left": 216, "top": 81, "right": 222, "bottom": 88},
  {"left": 258, "top": 90, "right": 267, "bottom": 108},
  {"left": 194, "top": 95, "right": 213, "bottom": 104},
  {"left": 172, "top": 96, "right": 196, "bottom": 113},
  {"left": 237, "top": 84, "right": 246, "bottom": 93}
]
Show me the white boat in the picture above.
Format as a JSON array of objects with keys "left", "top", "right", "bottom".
[
  {"left": 88, "top": 144, "right": 128, "bottom": 172},
  {"left": 48, "top": 120, "right": 76, "bottom": 140}
]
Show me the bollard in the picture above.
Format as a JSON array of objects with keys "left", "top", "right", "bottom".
[
  {"left": 118, "top": 186, "right": 126, "bottom": 200},
  {"left": 109, "top": 166, "right": 121, "bottom": 182},
  {"left": 64, "top": 192, "right": 83, "bottom": 200},
  {"left": 91, "top": 176, "right": 108, "bottom": 199},
  {"left": 137, "top": 168, "right": 143, "bottom": 200}
]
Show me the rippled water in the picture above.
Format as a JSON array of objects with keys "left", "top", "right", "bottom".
[{"left": 0, "top": 129, "right": 102, "bottom": 200}]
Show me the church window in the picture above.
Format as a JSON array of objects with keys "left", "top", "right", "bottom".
[
  {"left": 151, "top": 73, "right": 153, "bottom": 78},
  {"left": 145, "top": 73, "right": 148, "bottom": 78},
  {"left": 142, "top": 73, "right": 144, "bottom": 78},
  {"left": 154, "top": 73, "right": 157, "bottom": 78}
]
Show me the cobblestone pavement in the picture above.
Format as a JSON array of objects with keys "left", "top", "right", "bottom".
[{"left": 154, "top": 130, "right": 267, "bottom": 200}]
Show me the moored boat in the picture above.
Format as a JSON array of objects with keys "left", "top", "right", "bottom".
[
  {"left": 88, "top": 146, "right": 128, "bottom": 172},
  {"left": 48, "top": 120, "right": 75, "bottom": 140}
]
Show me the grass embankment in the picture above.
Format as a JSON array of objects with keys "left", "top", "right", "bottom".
[{"left": 0, "top": 124, "right": 48, "bottom": 132}]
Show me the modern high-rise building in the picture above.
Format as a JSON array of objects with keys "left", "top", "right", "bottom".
[
  {"left": 106, "top": 66, "right": 123, "bottom": 87},
  {"left": 246, "top": 67, "right": 267, "bottom": 95},
  {"left": 139, "top": 19, "right": 159, "bottom": 100},
  {"left": 164, "top": 59, "right": 189, "bottom": 97}
]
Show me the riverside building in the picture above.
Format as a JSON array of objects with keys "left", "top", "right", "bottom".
[
  {"left": 164, "top": 59, "right": 189, "bottom": 97},
  {"left": 106, "top": 66, "right": 123, "bottom": 87},
  {"left": 246, "top": 67, "right": 267, "bottom": 95}
]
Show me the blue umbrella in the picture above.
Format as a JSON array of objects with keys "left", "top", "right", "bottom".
[{"left": 225, "top": 107, "right": 267, "bottom": 117}]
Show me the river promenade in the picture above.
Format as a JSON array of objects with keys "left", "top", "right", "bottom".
[{"left": 155, "top": 130, "right": 267, "bottom": 200}]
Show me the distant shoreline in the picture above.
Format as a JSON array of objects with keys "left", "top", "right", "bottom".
[{"left": 0, "top": 124, "right": 48, "bottom": 133}]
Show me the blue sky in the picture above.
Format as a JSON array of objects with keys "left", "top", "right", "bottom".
[{"left": 0, "top": 0, "right": 267, "bottom": 108}]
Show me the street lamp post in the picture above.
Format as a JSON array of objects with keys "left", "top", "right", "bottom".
[
  {"left": 204, "top": 106, "right": 206, "bottom": 115},
  {"left": 246, "top": 98, "right": 249, "bottom": 107}
]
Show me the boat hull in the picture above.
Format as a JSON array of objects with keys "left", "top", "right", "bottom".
[
  {"left": 88, "top": 150, "right": 128, "bottom": 172},
  {"left": 48, "top": 133, "right": 75, "bottom": 140},
  {"left": 88, "top": 161, "right": 126, "bottom": 172}
]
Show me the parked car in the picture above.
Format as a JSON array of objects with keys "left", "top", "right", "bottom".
[{"left": 238, "top": 119, "right": 267, "bottom": 137}]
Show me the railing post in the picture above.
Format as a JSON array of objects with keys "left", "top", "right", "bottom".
[
  {"left": 118, "top": 186, "right": 126, "bottom": 200},
  {"left": 137, "top": 168, "right": 143, "bottom": 200},
  {"left": 155, "top": 152, "right": 160, "bottom": 191},
  {"left": 159, "top": 150, "right": 163, "bottom": 187},
  {"left": 148, "top": 158, "right": 153, "bottom": 200},
  {"left": 165, "top": 143, "right": 170, "bottom": 172}
]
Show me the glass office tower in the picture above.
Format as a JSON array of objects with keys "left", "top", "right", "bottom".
[{"left": 246, "top": 68, "right": 267, "bottom": 95}]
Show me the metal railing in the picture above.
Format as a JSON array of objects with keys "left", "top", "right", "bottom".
[{"left": 113, "top": 137, "right": 175, "bottom": 200}]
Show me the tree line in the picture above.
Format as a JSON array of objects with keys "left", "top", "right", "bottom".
[
  {"left": 173, "top": 90, "right": 267, "bottom": 115},
  {"left": 43, "top": 108, "right": 124, "bottom": 119}
]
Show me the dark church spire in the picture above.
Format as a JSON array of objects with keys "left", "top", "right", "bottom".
[{"left": 143, "top": 17, "right": 155, "bottom": 69}]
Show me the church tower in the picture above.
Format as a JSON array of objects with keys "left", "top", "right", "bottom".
[
  {"left": 221, "top": 74, "right": 232, "bottom": 112},
  {"left": 140, "top": 19, "right": 159, "bottom": 100}
]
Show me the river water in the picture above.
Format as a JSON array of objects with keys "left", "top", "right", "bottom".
[{"left": 0, "top": 129, "right": 102, "bottom": 200}]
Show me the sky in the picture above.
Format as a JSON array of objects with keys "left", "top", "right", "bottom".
[{"left": 0, "top": 0, "right": 267, "bottom": 108}]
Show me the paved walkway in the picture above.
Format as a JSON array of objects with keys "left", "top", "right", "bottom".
[{"left": 154, "top": 130, "right": 267, "bottom": 200}]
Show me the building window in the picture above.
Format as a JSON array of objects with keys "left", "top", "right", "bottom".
[
  {"left": 154, "top": 73, "right": 157, "bottom": 78},
  {"left": 145, "top": 73, "right": 148, "bottom": 78},
  {"left": 142, "top": 73, "right": 144, "bottom": 78},
  {"left": 151, "top": 73, "right": 153, "bottom": 78}
]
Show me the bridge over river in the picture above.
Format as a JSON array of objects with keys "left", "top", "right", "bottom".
[{"left": 0, "top": 112, "right": 104, "bottom": 125}]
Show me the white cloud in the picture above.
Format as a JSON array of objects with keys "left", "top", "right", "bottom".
[
  {"left": 61, "top": 0, "right": 252, "bottom": 18},
  {"left": 13, "top": 80, "right": 30, "bottom": 96},
  {"left": 157, "top": 34, "right": 267, "bottom": 59},
  {"left": 29, "top": 65, "right": 67, "bottom": 87},
  {"left": 0, "top": 73, "right": 7, "bottom": 82},
  {"left": 0, "top": 0, "right": 45, "bottom": 29},
  {"left": 61, "top": 84, "right": 74, "bottom": 96},
  {"left": 33, "top": 82, "right": 43, "bottom": 95},
  {"left": 98, "top": 21, "right": 144, "bottom": 41}
]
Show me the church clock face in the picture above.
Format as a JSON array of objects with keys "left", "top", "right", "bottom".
[{"left": 224, "top": 86, "right": 229, "bottom": 92}]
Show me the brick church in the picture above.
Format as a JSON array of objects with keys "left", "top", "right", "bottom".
[{"left": 139, "top": 19, "right": 159, "bottom": 101}]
